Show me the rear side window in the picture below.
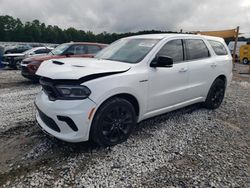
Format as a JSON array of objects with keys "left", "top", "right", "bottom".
[
  {"left": 185, "top": 39, "right": 210, "bottom": 60},
  {"left": 208, "top": 40, "right": 228, "bottom": 55},
  {"left": 87, "top": 45, "right": 101, "bottom": 54},
  {"left": 157, "top": 39, "right": 184, "bottom": 63}
]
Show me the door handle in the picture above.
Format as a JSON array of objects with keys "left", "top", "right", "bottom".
[
  {"left": 211, "top": 63, "right": 217, "bottom": 68},
  {"left": 179, "top": 67, "right": 188, "bottom": 72}
]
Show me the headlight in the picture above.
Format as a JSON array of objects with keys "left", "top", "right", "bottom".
[{"left": 56, "top": 85, "right": 91, "bottom": 99}]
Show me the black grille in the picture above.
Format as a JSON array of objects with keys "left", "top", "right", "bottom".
[
  {"left": 36, "top": 106, "right": 61, "bottom": 132},
  {"left": 2, "top": 56, "right": 7, "bottom": 61},
  {"left": 2, "top": 56, "right": 12, "bottom": 62}
]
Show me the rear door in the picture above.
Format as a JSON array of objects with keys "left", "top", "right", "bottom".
[{"left": 184, "top": 39, "right": 214, "bottom": 99}]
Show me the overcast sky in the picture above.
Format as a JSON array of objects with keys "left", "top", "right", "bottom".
[{"left": 0, "top": 0, "right": 250, "bottom": 37}]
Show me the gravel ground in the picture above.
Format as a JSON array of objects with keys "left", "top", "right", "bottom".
[{"left": 0, "top": 64, "right": 249, "bottom": 187}]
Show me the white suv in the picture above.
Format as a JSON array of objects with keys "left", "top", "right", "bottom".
[{"left": 35, "top": 34, "right": 232, "bottom": 146}]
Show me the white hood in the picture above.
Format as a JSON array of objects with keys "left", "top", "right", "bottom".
[{"left": 36, "top": 58, "right": 131, "bottom": 80}]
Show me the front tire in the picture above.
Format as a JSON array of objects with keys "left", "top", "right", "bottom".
[
  {"left": 16, "top": 61, "right": 21, "bottom": 70},
  {"left": 91, "top": 97, "right": 136, "bottom": 147},
  {"left": 204, "top": 79, "right": 226, "bottom": 109}
]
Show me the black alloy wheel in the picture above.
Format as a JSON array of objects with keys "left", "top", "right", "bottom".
[
  {"left": 204, "top": 79, "right": 226, "bottom": 109},
  {"left": 91, "top": 97, "right": 136, "bottom": 147}
]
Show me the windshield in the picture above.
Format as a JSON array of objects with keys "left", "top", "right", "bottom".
[
  {"left": 95, "top": 38, "right": 160, "bottom": 63},
  {"left": 49, "top": 43, "right": 70, "bottom": 55}
]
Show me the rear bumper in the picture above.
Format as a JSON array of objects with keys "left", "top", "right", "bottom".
[{"left": 35, "top": 91, "right": 96, "bottom": 142}]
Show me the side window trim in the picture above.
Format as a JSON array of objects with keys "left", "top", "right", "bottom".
[
  {"left": 183, "top": 39, "right": 187, "bottom": 61},
  {"left": 181, "top": 39, "right": 185, "bottom": 62}
]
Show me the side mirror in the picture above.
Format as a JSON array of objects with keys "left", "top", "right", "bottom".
[{"left": 150, "top": 55, "right": 173, "bottom": 68}]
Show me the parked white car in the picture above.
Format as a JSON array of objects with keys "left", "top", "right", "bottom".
[
  {"left": 2, "top": 47, "right": 53, "bottom": 69},
  {"left": 35, "top": 34, "right": 232, "bottom": 146}
]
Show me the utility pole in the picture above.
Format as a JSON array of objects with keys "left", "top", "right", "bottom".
[{"left": 232, "top": 26, "right": 240, "bottom": 67}]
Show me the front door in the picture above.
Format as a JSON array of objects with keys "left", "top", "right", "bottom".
[{"left": 147, "top": 39, "right": 189, "bottom": 113}]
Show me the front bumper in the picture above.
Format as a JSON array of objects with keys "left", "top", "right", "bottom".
[
  {"left": 21, "top": 65, "right": 40, "bottom": 80},
  {"left": 35, "top": 91, "right": 96, "bottom": 142}
]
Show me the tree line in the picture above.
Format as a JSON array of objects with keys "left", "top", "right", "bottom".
[
  {"left": 0, "top": 15, "right": 179, "bottom": 44},
  {"left": 0, "top": 15, "right": 248, "bottom": 44}
]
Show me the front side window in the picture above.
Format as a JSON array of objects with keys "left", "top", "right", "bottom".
[
  {"left": 157, "top": 39, "right": 184, "bottom": 63},
  {"left": 208, "top": 40, "right": 228, "bottom": 56},
  {"left": 185, "top": 39, "right": 210, "bottom": 60},
  {"left": 66, "top": 45, "right": 87, "bottom": 55},
  {"left": 95, "top": 38, "right": 160, "bottom": 64}
]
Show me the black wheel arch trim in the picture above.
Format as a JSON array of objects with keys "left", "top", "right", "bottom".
[{"left": 215, "top": 74, "right": 227, "bottom": 87}]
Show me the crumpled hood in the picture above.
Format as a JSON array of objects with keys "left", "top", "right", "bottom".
[{"left": 36, "top": 58, "right": 131, "bottom": 80}]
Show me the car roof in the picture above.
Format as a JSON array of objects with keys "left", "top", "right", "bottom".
[
  {"left": 126, "top": 33, "right": 224, "bottom": 42},
  {"left": 30, "top": 46, "right": 54, "bottom": 51}
]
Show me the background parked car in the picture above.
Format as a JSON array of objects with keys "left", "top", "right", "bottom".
[
  {"left": 1, "top": 47, "right": 53, "bottom": 69},
  {"left": 0, "top": 46, "right": 4, "bottom": 68},
  {"left": 4, "top": 43, "right": 43, "bottom": 54},
  {"left": 239, "top": 44, "right": 250, "bottom": 64},
  {"left": 21, "top": 42, "right": 107, "bottom": 81}
]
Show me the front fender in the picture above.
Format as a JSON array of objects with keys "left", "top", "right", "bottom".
[{"left": 89, "top": 87, "right": 145, "bottom": 122}]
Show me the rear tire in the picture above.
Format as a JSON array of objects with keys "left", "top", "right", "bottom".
[
  {"left": 203, "top": 79, "right": 226, "bottom": 109},
  {"left": 90, "top": 97, "right": 136, "bottom": 147},
  {"left": 243, "top": 58, "right": 249, "bottom": 64}
]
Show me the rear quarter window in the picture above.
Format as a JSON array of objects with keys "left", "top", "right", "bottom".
[
  {"left": 208, "top": 40, "right": 228, "bottom": 56},
  {"left": 185, "top": 39, "right": 210, "bottom": 60}
]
